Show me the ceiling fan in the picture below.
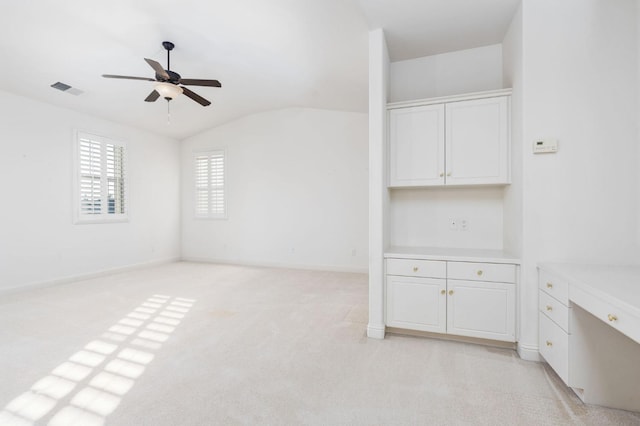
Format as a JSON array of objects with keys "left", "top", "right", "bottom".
[{"left": 102, "top": 41, "right": 221, "bottom": 106}]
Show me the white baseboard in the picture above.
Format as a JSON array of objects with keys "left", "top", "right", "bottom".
[
  {"left": 181, "top": 256, "right": 368, "bottom": 274},
  {"left": 517, "top": 343, "right": 542, "bottom": 361},
  {"left": 0, "top": 257, "right": 181, "bottom": 296},
  {"left": 367, "top": 324, "right": 386, "bottom": 339}
]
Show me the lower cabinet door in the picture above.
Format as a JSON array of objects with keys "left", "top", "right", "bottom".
[
  {"left": 446, "top": 279, "right": 515, "bottom": 342},
  {"left": 386, "top": 276, "right": 447, "bottom": 333}
]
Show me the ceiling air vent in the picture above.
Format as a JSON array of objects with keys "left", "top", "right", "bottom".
[{"left": 50, "top": 81, "right": 84, "bottom": 96}]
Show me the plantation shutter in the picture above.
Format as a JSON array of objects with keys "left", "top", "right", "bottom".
[
  {"left": 106, "top": 143, "right": 125, "bottom": 214},
  {"left": 195, "top": 151, "right": 226, "bottom": 218},
  {"left": 79, "top": 138, "right": 103, "bottom": 215},
  {"left": 77, "top": 132, "right": 127, "bottom": 222}
]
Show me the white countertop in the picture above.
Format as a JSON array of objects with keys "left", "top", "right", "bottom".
[
  {"left": 538, "top": 262, "right": 640, "bottom": 319},
  {"left": 385, "top": 246, "right": 520, "bottom": 264}
]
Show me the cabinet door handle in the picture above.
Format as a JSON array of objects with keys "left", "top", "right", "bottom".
[
  {"left": 476, "top": 270, "right": 483, "bottom": 276},
  {"left": 546, "top": 340, "right": 553, "bottom": 347},
  {"left": 446, "top": 172, "right": 451, "bottom": 177},
  {"left": 546, "top": 282, "right": 553, "bottom": 289},
  {"left": 440, "top": 290, "right": 446, "bottom": 295},
  {"left": 608, "top": 314, "right": 618, "bottom": 322},
  {"left": 439, "top": 172, "right": 444, "bottom": 177},
  {"left": 412, "top": 266, "right": 418, "bottom": 272},
  {"left": 546, "top": 305, "right": 553, "bottom": 311},
  {"left": 448, "top": 290, "right": 454, "bottom": 296}
]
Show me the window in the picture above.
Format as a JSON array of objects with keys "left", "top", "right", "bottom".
[
  {"left": 195, "top": 150, "right": 226, "bottom": 219},
  {"left": 75, "top": 131, "right": 127, "bottom": 223}
]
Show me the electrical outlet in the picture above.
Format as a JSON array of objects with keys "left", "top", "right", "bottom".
[
  {"left": 449, "top": 218, "right": 458, "bottom": 230},
  {"left": 460, "top": 219, "right": 469, "bottom": 231}
]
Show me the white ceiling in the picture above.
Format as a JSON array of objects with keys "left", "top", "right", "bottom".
[
  {"left": 0, "top": 0, "right": 519, "bottom": 140},
  {"left": 359, "top": 0, "right": 521, "bottom": 61}
]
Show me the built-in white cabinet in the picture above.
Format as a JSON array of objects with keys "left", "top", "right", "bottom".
[
  {"left": 388, "top": 104, "right": 445, "bottom": 186},
  {"left": 537, "top": 263, "right": 640, "bottom": 412},
  {"left": 388, "top": 91, "right": 511, "bottom": 187},
  {"left": 386, "top": 275, "right": 446, "bottom": 333},
  {"left": 537, "top": 268, "right": 572, "bottom": 384},
  {"left": 386, "top": 256, "right": 517, "bottom": 342},
  {"left": 385, "top": 259, "right": 447, "bottom": 332}
]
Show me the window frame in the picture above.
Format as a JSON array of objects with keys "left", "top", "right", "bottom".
[
  {"left": 73, "top": 130, "right": 129, "bottom": 224},
  {"left": 194, "top": 149, "right": 227, "bottom": 220}
]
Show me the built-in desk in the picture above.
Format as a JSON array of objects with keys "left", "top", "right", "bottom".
[{"left": 538, "top": 263, "right": 640, "bottom": 412}]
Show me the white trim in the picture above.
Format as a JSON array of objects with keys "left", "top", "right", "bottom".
[
  {"left": 367, "top": 324, "right": 386, "bottom": 339},
  {"left": 387, "top": 88, "right": 513, "bottom": 110},
  {"left": 0, "top": 257, "right": 180, "bottom": 296},
  {"left": 181, "top": 256, "right": 368, "bottom": 274},
  {"left": 517, "top": 343, "right": 542, "bottom": 361}
]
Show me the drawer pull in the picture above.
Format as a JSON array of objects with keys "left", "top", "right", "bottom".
[
  {"left": 546, "top": 340, "right": 553, "bottom": 347},
  {"left": 476, "top": 270, "right": 483, "bottom": 276},
  {"left": 448, "top": 290, "right": 454, "bottom": 296},
  {"left": 546, "top": 305, "right": 553, "bottom": 311},
  {"left": 412, "top": 266, "right": 418, "bottom": 272},
  {"left": 440, "top": 290, "right": 446, "bottom": 295},
  {"left": 607, "top": 314, "right": 618, "bottom": 322},
  {"left": 546, "top": 282, "right": 553, "bottom": 289}
]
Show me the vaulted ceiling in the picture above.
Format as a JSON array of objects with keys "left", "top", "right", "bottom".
[{"left": 0, "top": 0, "right": 520, "bottom": 139}]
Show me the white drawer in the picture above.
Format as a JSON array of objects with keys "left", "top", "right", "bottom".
[
  {"left": 386, "top": 258, "right": 447, "bottom": 279},
  {"left": 539, "top": 312, "right": 569, "bottom": 385},
  {"left": 539, "top": 290, "right": 570, "bottom": 332},
  {"left": 447, "top": 262, "right": 516, "bottom": 283},
  {"left": 539, "top": 269, "right": 569, "bottom": 305},
  {"left": 570, "top": 285, "right": 640, "bottom": 345}
]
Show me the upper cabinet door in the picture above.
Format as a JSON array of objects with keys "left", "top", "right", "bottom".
[
  {"left": 388, "top": 104, "right": 445, "bottom": 187},
  {"left": 445, "top": 96, "right": 510, "bottom": 185}
]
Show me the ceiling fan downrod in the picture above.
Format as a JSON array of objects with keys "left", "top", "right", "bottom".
[{"left": 162, "top": 41, "right": 175, "bottom": 71}]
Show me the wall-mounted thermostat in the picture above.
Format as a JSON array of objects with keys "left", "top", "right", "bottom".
[{"left": 533, "top": 139, "right": 558, "bottom": 154}]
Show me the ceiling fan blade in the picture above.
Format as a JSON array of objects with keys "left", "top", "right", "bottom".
[
  {"left": 144, "top": 58, "right": 170, "bottom": 80},
  {"left": 180, "top": 79, "right": 222, "bottom": 88},
  {"left": 181, "top": 87, "right": 211, "bottom": 106},
  {"left": 103, "top": 74, "right": 155, "bottom": 81},
  {"left": 144, "top": 90, "right": 160, "bottom": 102}
]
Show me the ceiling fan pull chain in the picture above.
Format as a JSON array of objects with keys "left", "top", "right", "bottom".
[{"left": 167, "top": 100, "right": 171, "bottom": 125}]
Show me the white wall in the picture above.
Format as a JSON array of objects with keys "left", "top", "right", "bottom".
[
  {"left": 638, "top": 1, "right": 640, "bottom": 248},
  {"left": 0, "top": 90, "right": 181, "bottom": 292},
  {"left": 389, "top": 188, "right": 505, "bottom": 249},
  {"left": 368, "top": 28, "right": 390, "bottom": 338},
  {"left": 502, "top": 3, "right": 528, "bottom": 357},
  {"left": 502, "top": 4, "right": 523, "bottom": 259},
  {"left": 180, "top": 107, "right": 368, "bottom": 273},
  {"left": 519, "top": 0, "right": 640, "bottom": 357},
  {"left": 389, "top": 44, "right": 503, "bottom": 102}
]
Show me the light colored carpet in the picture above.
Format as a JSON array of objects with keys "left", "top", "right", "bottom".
[{"left": 0, "top": 262, "right": 638, "bottom": 425}]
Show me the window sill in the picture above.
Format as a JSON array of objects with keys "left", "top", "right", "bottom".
[
  {"left": 194, "top": 216, "right": 228, "bottom": 221},
  {"left": 74, "top": 216, "right": 129, "bottom": 225}
]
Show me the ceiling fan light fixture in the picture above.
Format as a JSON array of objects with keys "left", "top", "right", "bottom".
[{"left": 155, "top": 82, "right": 183, "bottom": 100}]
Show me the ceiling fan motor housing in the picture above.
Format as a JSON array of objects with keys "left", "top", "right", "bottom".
[{"left": 162, "top": 70, "right": 182, "bottom": 84}]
